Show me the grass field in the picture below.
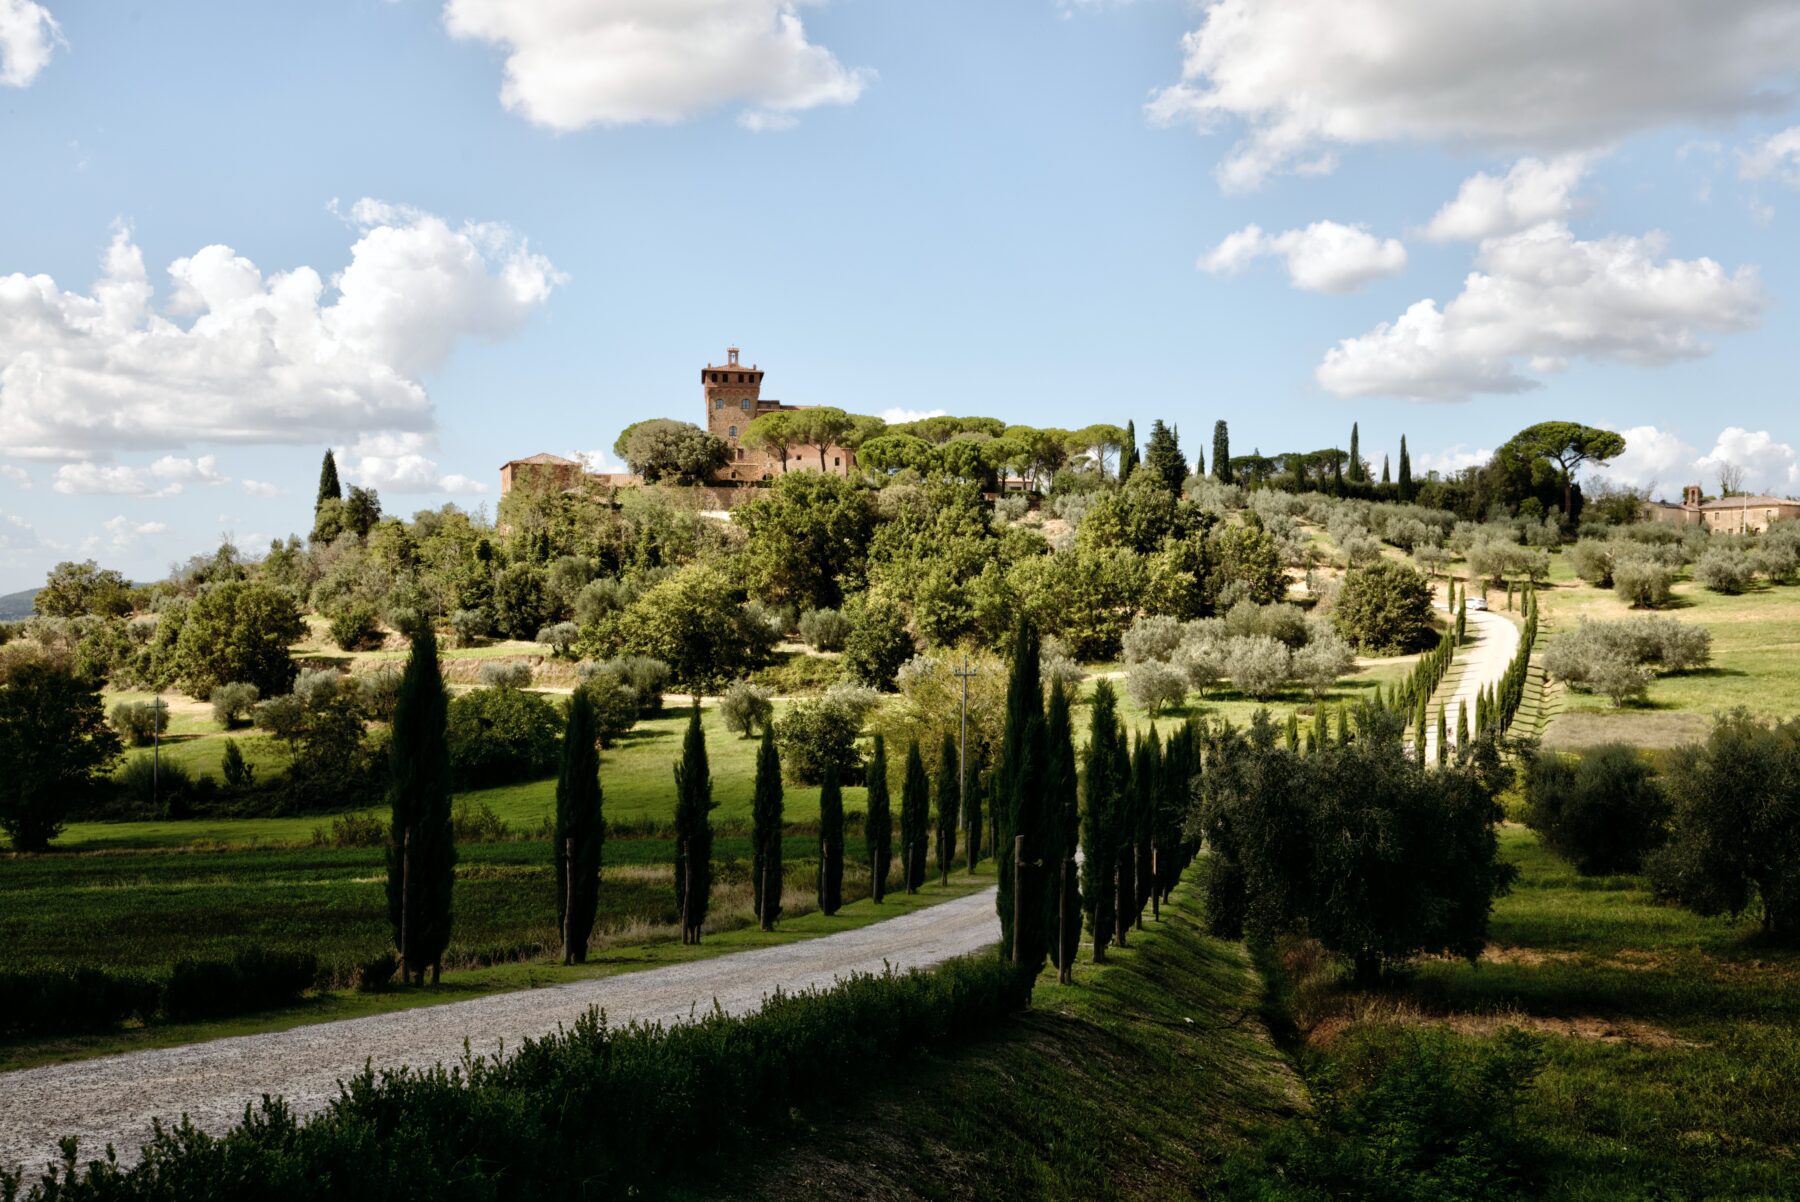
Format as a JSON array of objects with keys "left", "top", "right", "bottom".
[{"left": 1277, "top": 826, "right": 1800, "bottom": 1198}]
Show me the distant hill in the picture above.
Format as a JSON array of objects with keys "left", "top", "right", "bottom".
[{"left": 0, "top": 588, "right": 39, "bottom": 621}]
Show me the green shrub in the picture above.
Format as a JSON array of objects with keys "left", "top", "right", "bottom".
[
  {"left": 1334, "top": 560, "right": 1436, "bottom": 655},
  {"left": 310, "top": 811, "right": 385, "bottom": 848},
  {"left": 720, "top": 680, "right": 775, "bottom": 738},
  {"left": 798, "top": 607, "right": 850, "bottom": 651},
  {"left": 1612, "top": 558, "right": 1674, "bottom": 608},
  {"left": 162, "top": 949, "right": 319, "bottom": 1022},
  {"left": 118, "top": 753, "right": 194, "bottom": 811},
  {"left": 750, "top": 651, "right": 843, "bottom": 695},
  {"left": 478, "top": 660, "right": 534, "bottom": 690},
  {"left": 775, "top": 696, "right": 865, "bottom": 785},
  {"left": 19, "top": 955, "right": 1032, "bottom": 1199},
  {"left": 450, "top": 801, "right": 512, "bottom": 843},
  {"left": 447, "top": 686, "right": 561, "bottom": 789},
  {"left": 109, "top": 700, "right": 167, "bottom": 747},
  {"left": 1524, "top": 744, "right": 1669, "bottom": 875},
  {"left": 328, "top": 603, "right": 379, "bottom": 651},
  {"left": 842, "top": 595, "right": 916, "bottom": 690},
  {"left": 209, "top": 681, "right": 260, "bottom": 729},
  {"left": 0, "top": 967, "right": 160, "bottom": 1037},
  {"left": 220, "top": 739, "right": 255, "bottom": 791}
]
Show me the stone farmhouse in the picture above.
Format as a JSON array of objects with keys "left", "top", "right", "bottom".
[
  {"left": 1644, "top": 484, "right": 1800, "bottom": 534},
  {"left": 499, "top": 348, "right": 854, "bottom": 500}
]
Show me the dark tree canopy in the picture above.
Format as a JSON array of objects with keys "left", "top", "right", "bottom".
[
  {"left": 614, "top": 419, "right": 730, "bottom": 484},
  {"left": 384, "top": 623, "right": 456, "bottom": 984},
  {"left": 317, "top": 449, "right": 342, "bottom": 507},
  {"left": 1500, "top": 422, "right": 1627, "bottom": 516},
  {"left": 555, "top": 688, "right": 605, "bottom": 964},
  {"left": 1212, "top": 420, "right": 1233, "bottom": 484},
  {"left": 1143, "top": 420, "right": 1189, "bottom": 494},
  {"left": 36, "top": 560, "right": 134, "bottom": 619},
  {"left": 735, "top": 472, "right": 874, "bottom": 611},
  {"left": 751, "top": 725, "right": 784, "bottom": 929},
  {"left": 865, "top": 734, "right": 892, "bottom": 903},
  {"left": 0, "top": 651, "right": 122, "bottom": 851},
  {"left": 172, "top": 580, "right": 306, "bottom": 699},
  {"left": 1335, "top": 560, "right": 1436, "bottom": 655},
  {"left": 673, "top": 704, "right": 716, "bottom": 942}
]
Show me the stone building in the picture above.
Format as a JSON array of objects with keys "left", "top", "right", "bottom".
[
  {"left": 1643, "top": 484, "right": 1800, "bottom": 534},
  {"left": 501, "top": 347, "right": 853, "bottom": 496}
]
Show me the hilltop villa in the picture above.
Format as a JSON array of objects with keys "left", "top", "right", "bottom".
[
  {"left": 500, "top": 348, "right": 854, "bottom": 499},
  {"left": 1644, "top": 484, "right": 1800, "bottom": 534}
]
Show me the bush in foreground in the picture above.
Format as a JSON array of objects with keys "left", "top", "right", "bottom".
[{"left": 1524, "top": 744, "right": 1669, "bottom": 875}]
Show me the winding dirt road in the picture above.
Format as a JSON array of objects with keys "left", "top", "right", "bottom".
[{"left": 0, "top": 888, "right": 1000, "bottom": 1175}]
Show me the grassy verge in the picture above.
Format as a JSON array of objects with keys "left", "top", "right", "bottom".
[
  {"left": 0, "top": 861, "right": 994, "bottom": 1074},
  {"left": 718, "top": 885, "right": 1300, "bottom": 1202},
  {"left": 1255, "top": 825, "right": 1800, "bottom": 1198}
]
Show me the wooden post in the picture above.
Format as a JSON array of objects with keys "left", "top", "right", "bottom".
[
  {"left": 760, "top": 858, "right": 774, "bottom": 932},
  {"left": 563, "top": 837, "right": 575, "bottom": 965},
  {"left": 1011, "top": 835, "right": 1027, "bottom": 966}
]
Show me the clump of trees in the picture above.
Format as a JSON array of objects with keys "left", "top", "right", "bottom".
[
  {"left": 1524, "top": 744, "right": 1669, "bottom": 875},
  {"left": 1334, "top": 560, "right": 1436, "bottom": 655},
  {"left": 0, "top": 648, "right": 122, "bottom": 851},
  {"left": 1543, "top": 616, "right": 1711, "bottom": 707}
]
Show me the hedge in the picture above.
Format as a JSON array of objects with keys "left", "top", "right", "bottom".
[
  {"left": 10, "top": 954, "right": 1035, "bottom": 1199},
  {"left": 1, "top": 951, "right": 319, "bottom": 1038}
]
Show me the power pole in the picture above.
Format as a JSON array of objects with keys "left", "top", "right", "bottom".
[{"left": 954, "top": 655, "right": 979, "bottom": 872}]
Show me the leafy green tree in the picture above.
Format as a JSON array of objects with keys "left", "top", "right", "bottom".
[
  {"left": 555, "top": 688, "right": 605, "bottom": 964},
  {"left": 842, "top": 594, "right": 915, "bottom": 690},
  {"left": 673, "top": 704, "right": 716, "bottom": 943},
  {"left": 344, "top": 485, "right": 382, "bottom": 538},
  {"left": 36, "top": 560, "right": 135, "bottom": 619},
  {"left": 996, "top": 617, "right": 1048, "bottom": 969},
  {"left": 935, "top": 732, "right": 959, "bottom": 885},
  {"left": 742, "top": 410, "right": 797, "bottom": 474},
  {"left": 789, "top": 407, "right": 856, "bottom": 471},
  {"left": 1082, "top": 681, "right": 1123, "bottom": 961},
  {"left": 1335, "top": 560, "right": 1436, "bottom": 654},
  {"left": 865, "top": 734, "right": 893, "bottom": 902},
  {"left": 1208, "top": 521, "right": 1285, "bottom": 607},
  {"left": 611, "top": 565, "right": 775, "bottom": 691},
  {"left": 447, "top": 685, "right": 562, "bottom": 788},
  {"left": 492, "top": 564, "right": 549, "bottom": 641},
  {"left": 173, "top": 580, "right": 305, "bottom": 699},
  {"left": 384, "top": 623, "right": 456, "bottom": 985},
  {"left": 1143, "top": 420, "right": 1188, "bottom": 493},
  {"left": 0, "top": 651, "right": 122, "bottom": 851},
  {"left": 900, "top": 739, "right": 930, "bottom": 893},
  {"left": 1649, "top": 711, "right": 1800, "bottom": 940},
  {"left": 719, "top": 680, "right": 774, "bottom": 738},
  {"left": 1524, "top": 744, "right": 1667, "bottom": 876},
  {"left": 818, "top": 762, "right": 845, "bottom": 915},
  {"left": 614, "top": 419, "right": 730, "bottom": 484},
  {"left": 735, "top": 472, "right": 874, "bottom": 610},
  {"left": 752, "top": 726, "right": 784, "bottom": 930},
  {"left": 1213, "top": 420, "right": 1232, "bottom": 484},
  {"left": 1499, "top": 421, "right": 1627, "bottom": 517}
]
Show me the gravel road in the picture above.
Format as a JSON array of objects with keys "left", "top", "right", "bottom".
[
  {"left": 1422, "top": 606, "right": 1520, "bottom": 761},
  {"left": 0, "top": 888, "right": 1000, "bottom": 1175}
]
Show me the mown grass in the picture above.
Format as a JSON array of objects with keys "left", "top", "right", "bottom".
[
  {"left": 1280, "top": 826, "right": 1800, "bottom": 1199},
  {"left": 719, "top": 886, "right": 1300, "bottom": 1202}
]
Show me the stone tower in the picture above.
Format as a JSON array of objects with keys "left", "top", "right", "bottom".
[{"left": 703, "top": 346, "right": 766, "bottom": 446}]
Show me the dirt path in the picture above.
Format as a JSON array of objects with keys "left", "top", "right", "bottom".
[
  {"left": 0, "top": 889, "right": 1000, "bottom": 1175},
  {"left": 1422, "top": 607, "right": 1520, "bottom": 760}
]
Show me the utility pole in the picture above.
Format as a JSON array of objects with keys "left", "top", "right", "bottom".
[
  {"left": 152, "top": 690, "right": 163, "bottom": 816},
  {"left": 954, "top": 655, "right": 979, "bottom": 872}
]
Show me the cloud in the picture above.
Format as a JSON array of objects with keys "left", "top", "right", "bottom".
[
  {"left": 0, "top": 512, "right": 41, "bottom": 562},
  {"left": 336, "top": 432, "right": 488, "bottom": 495},
  {"left": 150, "top": 454, "right": 226, "bottom": 485},
  {"left": 442, "top": 0, "right": 870, "bottom": 131},
  {"left": 1316, "top": 222, "right": 1763, "bottom": 400},
  {"left": 0, "top": 201, "right": 562, "bottom": 460},
  {"left": 572, "top": 448, "right": 629, "bottom": 475},
  {"left": 1585, "top": 425, "right": 1698, "bottom": 490},
  {"left": 1694, "top": 427, "right": 1800, "bottom": 492},
  {"left": 1199, "top": 220, "right": 1406, "bottom": 293},
  {"left": 52, "top": 463, "right": 181, "bottom": 497},
  {"left": 0, "top": 464, "right": 28, "bottom": 487},
  {"left": 1422, "top": 156, "right": 1590, "bottom": 242},
  {"left": 1739, "top": 126, "right": 1800, "bottom": 189},
  {"left": 878, "top": 407, "right": 949, "bottom": 424},
  {"left": 1146, "top": 0, "right": 1800, "bottom": 190},
  {"left": 100, "top": 515, "right": 169, "bottom": 549},
  {"left": 1414, "top": 445, "right": 1492, "bottom": 476},
  {"left": 240, "top": 479, "right": 285, "bottom": 497},
  {"left": 0, "top": 0, "right": 60, "bottom": 88}
]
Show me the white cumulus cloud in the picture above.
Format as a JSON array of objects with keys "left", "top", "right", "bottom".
[
  {"left": 1316, "top": 222, "right": 1763, "bottom": 401},
  {"left": 442, "top": 0, "right": 870, "bottom": 131},
  {"left": 99, "top": 515, "right": 169, "bottom": 550},
  {"left": 240, "top": 479, "right": 285, "bottom": 497},
  {"left": 1739, "top": 126, "right": 1800, "bottom": 189},
  {"left": 879, "top": 407, "right": 949, "bottom": 425},
  {"left": 337, "top": 432, "right": 488, "bottom": 495},
  {"left": 1414, "top": 445, "right": 1492, "bottom": 477},
  {"left": 1147, "top": 0, "right": 1800, "bottom": 190},
  {"left": 1, "top": 464, "right": 29, "bottom": 488},
  {"left": 1200, "top": 220, "right": 1406, "bottom": 293},
  {"left": 1694, "top": 428, "right": 1800, "bottom": 492},
  {"left": 0, "top": 202, "right": 562, "bottom": 461},
  {"left": 0, "top": 0, "right": 60, "bottom": 88},
  {"left": 1422, "top": 156, "right": 1590, "bottom": 242},
  {"left": 53, "top": 463, "right": 180, "bottom": 497},
  {"left": 150, "top": 454, "right": 226, "bottom": 485},
  {"left": 1585, "top": 425, "right": 1698, "bottom": 491}
]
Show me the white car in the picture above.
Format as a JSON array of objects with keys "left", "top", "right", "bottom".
[{"left": 1467, "top": 596, "right": 1489, "bottom": 611}]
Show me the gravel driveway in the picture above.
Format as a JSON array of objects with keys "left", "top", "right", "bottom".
[
  {"left": 1422, "top": 607, "right": 1521, "bottom": 761},
  {"left": 0, "top": 888, "right": 1000, "bottom": 1175}
]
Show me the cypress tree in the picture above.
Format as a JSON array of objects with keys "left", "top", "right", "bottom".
[
  {"left": 673, "top": 704, "right": 715, "bottom": 943},
  {"left": 865, "top": 735, "right": 892, "bottom": 902},
  {"left": 1044, "top": 681, "right": 1081, "bottom": 982},
  {"left": 1336, "top": 706, "right": 1351, "bottom": 746},
  {"left": 555, "top": 688, "right": 604, "bottom": 965},
  {"left": 1313, "top": 703, "right": 1330, "bottom": 751},
  {"left": 1133, "top": 731, "right": 1158, "bottom": 926},
  {"left": 1213, "top": 420, "right": 1232, "bottom": 483},
  {"left": 1382, "top": 454, "right": 1391, "bottom": 485},
  {"left": 1435, "top": 704, "right": 1449, "bottom": 767},
  {"left": 935, "top": 732, "right": 958, "bottom": 885},
  {"left": 1081, "top": 681, "right": 1122, "bottom": 962},
  {"left": 1285, "top": 712, "right": 1300, "bottom": 751},
  {"left": 817, "top": 762, "right": 845, "bottom": 916},
  {"left": 1398, "top": 435, "right": 1413, "bottom": 501},
  {"left": 1115, "top": 734, "right": 1141, "bottom": 944},
  {"left": 996, "top": 616, "right": 1046, "bottom": 967},
  {"left": 1155, "top": 722, "right": 1191, "bottom": 912},
  {"left": 1144, "top": 420, "right": 1189, "bottom": 493},
  {"left": 1348, "top": 422, "right": 1363, "bottom": 482},
  {"left": 317, "top": 449, "right": 342, "bottom": 507},
  {"left": 965, "top": 755, "right": 983, "bottom": 873},
  {"left": 900, "top": 739, "right": 930, "bottom": 893},
  {"left": 1194, "top": 439, "right": 1205, "bottom": 478},
  {"left": 1332, "top": 450, "right": 1344, "bottom": 494},
  {"left": 385, "top": 621, "right": 455, "bottom": 985},
  {"left": 1120, "top": 419, "right": 1139, "bottom": 481},
  {"left": 1456, "top": 700, "right": 1470, "bottom": 752},
  {"left": 1414, "top": 698, "right": 1428, "bottom": 762},
  {"left": 751, "top": 725, "right": 783, "bottom": 929}
]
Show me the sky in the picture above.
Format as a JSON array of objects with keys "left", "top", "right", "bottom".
[{"left": 3, "top": 0, "right": 1800, "bottom": 591}]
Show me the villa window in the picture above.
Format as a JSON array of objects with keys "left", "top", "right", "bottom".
[
  {"left": 741, "top": 398, "right": 751, "bottom": 411},
  {"left": 729, "top": 425, "right": 737, "bottom": 438}
]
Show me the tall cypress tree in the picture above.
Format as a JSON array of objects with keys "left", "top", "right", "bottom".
[
  {"left": 935, "top": 732, "right": 959, "bottom": 885},
  {"left": 1348, "top": 422, "right": 1363, "bottom": 482},
  {"left": 1398, "top": 435, "right": 1413, "bottom": 501},
  {"left": 996, "top": 617, "right": 1046, "bottom": 967},
  {"left": 864, "top": 734, "right": 892, "bottom": 902},
  {"left": 818, "top": 762, "right": 845, "bottom": 916},
  {"left": 673, "top": 704, "right": 714, "bottom": 943},
  {"left": 1119, "top": 419, "right": 1139, "bottom": 481},
  {"left": 1044, "top": 681, "right": 1081, "bottom": 981},
  {"left": 1194, "top": 439, "right": 1205, "bottom": 479},
  {"left": 751, "top": 725, "right": 783, "bottom": 930},
  {"left": 1144, "top": 420, "right": 1189, "bottom": 493},
  {"left": 965, "top": 756, "right": 983, "bottom": 873},
  {"left": 1081, "top": 681, "right": 1122, "bottom": 962},
  {"left": 385, "top": 621, "right": 455, "bottom": 985},
  {"left": 1132, "top": 731, "right": 1159, "bottom": 927},
  {"left": 1213, "top": 420, "right": 1232, "bottom": 483},
  {"left": 1112, "top": 726, "right": 1132, "bottom": 946},
  {"left": 1382, "top": 454, "right": 1391, "bottom": 485},
  {"left": 555, "top": 688, "right": 604, "bottom": 965},
  {"left": 317, "top": 449, "right": 342, "bottom": 507},
  {"left": 900, "top": 739, "right": 929, "bottom": 893}
]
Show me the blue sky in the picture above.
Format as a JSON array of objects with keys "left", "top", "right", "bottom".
[{"left": 3, "top": 0, "right": 1799, "bottom": 590}]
